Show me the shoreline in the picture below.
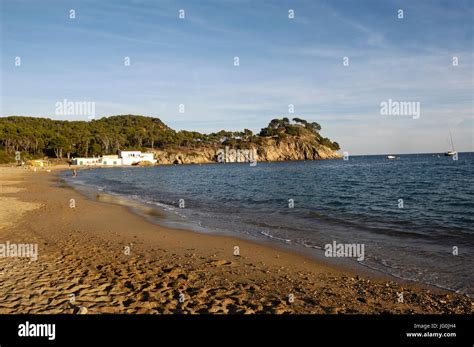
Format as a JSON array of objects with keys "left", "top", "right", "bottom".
[
  {"left": 0, "top": 165, "right": 471, "bottom": 314},
  {"left": 60, "top": 165, "right": 467, "bottom": 297},
  {"left": 58, "top": 166, "right": 390, "bottom": 285},
  {"left": 64, "top": 175, "right": 388, "bottom": 280}
]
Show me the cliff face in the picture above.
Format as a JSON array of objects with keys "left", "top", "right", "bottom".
[
  {"left": 256, "top": 136, "right": 342, "bottom": 161},
  {"left": 151, "top": 137, "right": 341, "bottom": 165},
  {"left": 152, "top": 147, "right": 216, "bottom": 165}
]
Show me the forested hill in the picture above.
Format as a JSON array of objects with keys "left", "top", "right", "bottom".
[{"left": 0, "top": 115, "right": 341, "bottom": 163}]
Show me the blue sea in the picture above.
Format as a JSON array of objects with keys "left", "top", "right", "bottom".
[{"left": 62, "top": 153, "right": 474, "bottom": 296}]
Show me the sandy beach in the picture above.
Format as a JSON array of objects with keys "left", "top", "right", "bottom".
[{"left": 0, "top": 165, "right": 471, "bottom": 314}]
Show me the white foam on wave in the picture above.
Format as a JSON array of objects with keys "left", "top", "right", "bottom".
[{"left": 260, "top": 231, "right": 291, "bottom": 243}]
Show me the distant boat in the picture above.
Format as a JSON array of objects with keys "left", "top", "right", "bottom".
[
  {"left": 387, "top": 155, "right": 396, "bottom": 159},
  {"left": 444, "top": 131, "right": 457, "bottom": 156}
]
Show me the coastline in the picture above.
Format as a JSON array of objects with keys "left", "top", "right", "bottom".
[
  {"left": 0, "top": 165, "right": 471, "bottom": 314},
  {"left": 64, "top": 176, "right": 397, "bottom": 282}
]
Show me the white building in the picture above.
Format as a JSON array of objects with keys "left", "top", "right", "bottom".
[
  {"left": 72, "top": 151, "right": 156, "bottom": 166},
  {"left": 119, "top": 151, "right": 156, "bottom": 165},
  {"left": 71, "top": 157, "right": 102, "bottom": 166},
  {"left": 101, "top": 155, "right": 122, "bottom": 166}
]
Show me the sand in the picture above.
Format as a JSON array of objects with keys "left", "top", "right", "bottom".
[
  {"left": 0, "top": 176, "right": 42, "bottom": 230},
  {"left": 0, "top": 165, "right": 471, "bottom": 314}
]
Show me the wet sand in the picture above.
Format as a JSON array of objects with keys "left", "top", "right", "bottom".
[{"left": 0, "top": 165, "right": 471, "bottom": 314}]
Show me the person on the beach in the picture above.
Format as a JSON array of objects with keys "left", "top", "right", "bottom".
[{"left": 72, "top": 169, "right": 77, "bottom": 177}]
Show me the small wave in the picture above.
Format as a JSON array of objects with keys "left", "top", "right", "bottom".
[
  {"left": 358, "top": 259, "right": 473, "bottom": 298},
  {"left": 298, "top": 241, "right": 322, "bottom": 250},
  {"left": 260, "top": 231, "right": 291, "bottom": 243}
]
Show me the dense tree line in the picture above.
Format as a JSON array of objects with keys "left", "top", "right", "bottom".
[
  {"left": 0, "top": 115, "right": 340, "bottom": 162},
  {"left": 0, "top": 115, "right": 171, "bottom": 160},
  {"left": 259, "top": 117, "right": 339, "bottom": 150}
]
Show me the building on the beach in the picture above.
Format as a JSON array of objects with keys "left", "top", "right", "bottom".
[
  {"left": 71, "top": 151, "right": 156, "bottom": 166},
  {"left": 119, "top": 151, "right": 156, "bottom": 165},
  {"left": 100, "top": 155, "right": 122, "bottom": 166},
  {"left": 71, "top": 157, "right": 105, "bottom": 166}
]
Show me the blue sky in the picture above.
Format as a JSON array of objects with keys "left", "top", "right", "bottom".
[{"left": 1, "top": 0, "right": 473, "bottom": 154}]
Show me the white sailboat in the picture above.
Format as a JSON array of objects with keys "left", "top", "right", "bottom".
[{"left": 444, "top": 131, "right": 457, "bottom": 156}]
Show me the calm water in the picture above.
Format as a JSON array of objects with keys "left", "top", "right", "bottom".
[{"left": 62, "top": 153, "right": 474, "bottom": 296}]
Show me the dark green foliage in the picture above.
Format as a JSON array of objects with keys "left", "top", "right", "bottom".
[
  {"left": 292, "top": 117, "right": 307, "bottom": 125},
  {"left": 0, "top": 115, "right": 340, "bottom": 163},
  {"left": 319, "top": 137, "right": 340, "bottom": 151},
  {"left": 0, "top": 115, "right": 172, "bottom": 161},
  {"left": 259, "top": 117, "right": 321, "bottom": 137},
  {"left": 258, "top": 117, "right": 340, "bottom": 150}
]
